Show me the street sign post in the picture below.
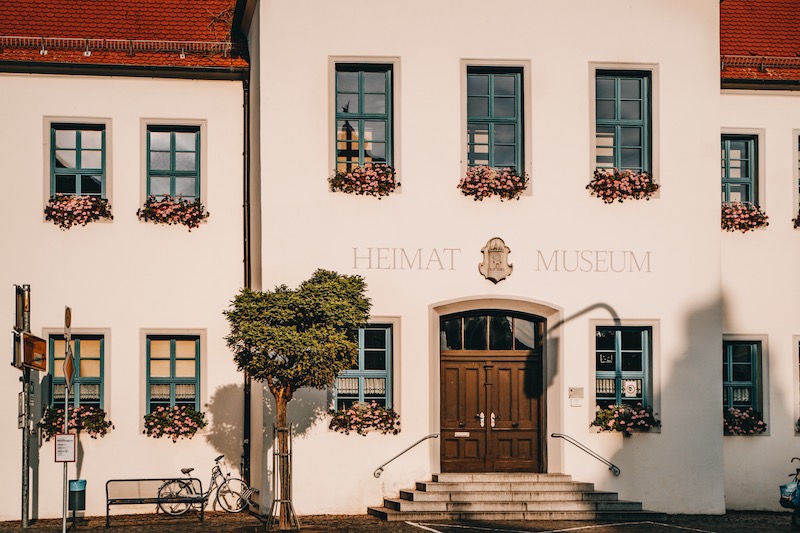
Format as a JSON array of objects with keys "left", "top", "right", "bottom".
[
  {"left": 15, "top": 284, "right": 31, "bottom": 529},
  {"left": 61, "top": 306, "right": 72, "bottom": 533}
]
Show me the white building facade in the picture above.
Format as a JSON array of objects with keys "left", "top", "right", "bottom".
[
  {"left": 242, "top": 0, "right": 729, "bottom": 516},
  {"left": 0, "top": 37, "right": 248, "bottom": 521}
]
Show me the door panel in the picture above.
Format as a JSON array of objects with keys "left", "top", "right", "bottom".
[
  {"left": 440, "top": 360, "right": 486, "bottom": 472},
  {"left": 489, "top": 359, "right": 540, "bottom": 472}
]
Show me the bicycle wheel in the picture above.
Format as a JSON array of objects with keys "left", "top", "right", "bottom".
[
  {"left": 158, "top": 480, "right": 192, "bottom": 516},
  {"left": 216, "top": 478, "right": 249, "bottom": 513}
]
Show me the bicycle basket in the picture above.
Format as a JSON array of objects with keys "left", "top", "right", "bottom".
[{"left": 780, "top": 480, "right": 800, "bottom": 509}]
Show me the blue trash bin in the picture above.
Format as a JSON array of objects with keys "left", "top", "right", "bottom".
[{"left": 68, "top": 480, "right": 86, "bottom": 511}]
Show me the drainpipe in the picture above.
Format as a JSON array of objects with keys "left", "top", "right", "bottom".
[{"left": 241, "top": 73, "right": 252, "bottom": 485}]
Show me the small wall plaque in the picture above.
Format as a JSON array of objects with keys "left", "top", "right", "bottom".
[
  {"left": 454, "top": 432, "right": 470, "bottom": 438},
  {"left": 478, "top": 237, "right": 513, "bottom": 284}
]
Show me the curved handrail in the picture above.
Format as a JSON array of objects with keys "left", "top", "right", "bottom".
[
  {"left": 551, "top": 433, "right": 621, "bottom": 476},
  {"left": 374, "top": 434, "right": 439, "bottom": 478}
]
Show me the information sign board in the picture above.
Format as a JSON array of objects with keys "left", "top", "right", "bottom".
[
  {"left": 54, "top": 434, "right": 76, "bottom": 463},
  {"left": 22, "top": 332, "right": 46, "bottom": 372}
]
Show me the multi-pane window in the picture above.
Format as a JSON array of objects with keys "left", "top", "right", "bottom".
[
  {"left": 467, "top": 67, "right": 523, "bottom": 170},
  {"left": 334, "top": 325, "right": 392, "bottom": 410},
  {"left": 723, "top": 340, "right": 761, "bottom": 411},
  {"left": 595, "top": 326, "right": 651, "bottom": 409},
  {"left": 335, "top": 65, "right": 392, "bottom": 171},
  {"left": 595, "top": 71, "right": 651, "bottom": 173},
  {"left": 51, "top": 124, "right": 106, "bottom": 197},
  {"left": 147, "top": 126, "right": 200, "bottom": 201},
  {"left": 49, "top": 335, "right": 104, "bottom": 408},
  {"left": 440, "top": 312, "right": 542, "bottom": 352},
  {"left": 721, "top": 135, "right": 757, "bottom": 203},
  {"left": 146, "top": 335, "right": 200, "bottom": 412}
]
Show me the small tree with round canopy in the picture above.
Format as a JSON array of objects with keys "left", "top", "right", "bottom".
[{"left": 224, "top": 269, "right": 371, "bottom": 529}]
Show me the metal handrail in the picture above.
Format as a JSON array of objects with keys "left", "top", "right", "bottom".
[
  {"left": 551, "top": 433, "right": 621, "bottom": 476},
  {"left": 374, "top": 434, "right": 439, "bottom": 478}
]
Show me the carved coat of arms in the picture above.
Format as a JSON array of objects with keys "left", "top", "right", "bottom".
[{"left": 478, "top": 237, "right": 512, "bottom": 284}]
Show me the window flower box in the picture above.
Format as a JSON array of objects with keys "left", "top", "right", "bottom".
[
  {"left": 724, "top": 407, "right": 766, "bottom": 435},
  {"left": 45, "top": 194, "right": 113, "bottom": 230},
  {"left": 39, "top": 406, "right": 113, "bottom": 441},
  {"left": 137, "top": 195, "right": 209, "bottom": 230},
  {"left": 586, "top": 168, "right": 659, "bottom": 204},
  {"left": 791, "top": 207, "right": 800, "bottom": 229},
  {"left": 458, "top": 166, "right": 527, "bottom": 202},
  {"left": 721, "top": 202, "right": 768, "bottom": 233},
  {"left": 590, "top": 403, "right": 660, "bottom": 437},
  {"left": 143, "top": 405, "right": 207, "bottom": 442},
  {"left": 329, "top": 163, "right": 398, "bottom": 198},
  {"left": 329, "top": 401, "right": 400, "bottom": 436}
]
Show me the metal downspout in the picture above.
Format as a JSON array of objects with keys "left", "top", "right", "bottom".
[{"left": 242, "top": 74, "right": 252, "bottom": 485}]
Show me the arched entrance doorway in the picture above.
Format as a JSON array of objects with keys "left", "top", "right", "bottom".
[{"left": 439, "top": 309, "right": 545, "bottom": 473}]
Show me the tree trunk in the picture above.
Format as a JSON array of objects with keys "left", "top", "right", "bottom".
[{"left": 273, "top": 387, "right": 294, "bottom": 530}]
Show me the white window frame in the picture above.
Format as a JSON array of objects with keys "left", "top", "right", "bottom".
[
  {"left": 460, "top": 58, "right": 532, "bottom": 195},
  {"left": 723, "top": 333, "right": 769, "bottom": 436},
  {"left": 589, "top": 319, "right": 661, "bottom": 428},
  {"left": 589, "top": 63, "right": 659, "bottom": 185},
  {"left": 329, "top": 56, "right": 401, "bottom": 191}
]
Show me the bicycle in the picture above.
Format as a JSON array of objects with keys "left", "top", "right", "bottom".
[
  {"left": 780, "top": 457, "right": 800, "bottom": 528},
  {"left": 157, "top": 454, "right": 252, "bottom": 515}
]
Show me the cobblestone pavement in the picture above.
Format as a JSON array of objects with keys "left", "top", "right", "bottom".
[{"left": 0, "top": 511, "right": 797, "bottom": 533}]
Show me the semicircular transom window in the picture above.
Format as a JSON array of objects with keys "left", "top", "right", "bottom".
[{"left": 440, "top": 310, "right": 544, "bottom": 353}]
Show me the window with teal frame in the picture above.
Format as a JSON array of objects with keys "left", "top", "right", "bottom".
[
  {"left": 467, "top": 67, "right": 523, "bottom": 170},
  {"left": 595, "top": 71, "right": 651, "bottom": 173},
  {"left": 721, "top": 135, "right": 757, "bottom": 203},
  {"left": 335, "top": 64, "right": 392, "bottom": 172},
  {"left": 147, "top": 126, "right": 200, "bottom": 201},
  {"left": 334, "top": 325, "right": 392, "bottom": 410},
  {"left": 595, "top": 326, "right": 651, "bottom": 409},
  {"left": 51, "top": 124, "right": 106, "bottom": 197},
  {"left": 723, "top": 340, "right": 761, "bottom": 411},
  {"left": 49, "top": 334, "right": 104, "bottom": 408},
  {"left": 146, "top": 335, "right": 200, "bottom": 412}
]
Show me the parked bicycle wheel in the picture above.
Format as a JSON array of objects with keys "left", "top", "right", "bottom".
[
  {"left": 158, "top": 480, "right": 193, "bottom": 516},
  {"left": 216, "top": 478, "right": 248, "bottom": 513}
]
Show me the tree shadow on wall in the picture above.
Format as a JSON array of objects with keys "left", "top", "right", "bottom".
[
  {"left": 204, "top": 382, "right": 328, "bottom": 473},
  {"left": 204, "top": 383, "right": 245, "bottom": 470},
  {"left": 260, "top": 386, "right": 328, "bottom": 440}
]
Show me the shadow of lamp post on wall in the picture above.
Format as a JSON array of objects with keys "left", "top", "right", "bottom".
[{"left": 223, "top": 269, "right": 371, "bottom": 531}]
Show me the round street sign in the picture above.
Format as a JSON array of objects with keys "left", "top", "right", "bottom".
[{"left": 65, "top": 306, "right": 71, "bottom": 329}]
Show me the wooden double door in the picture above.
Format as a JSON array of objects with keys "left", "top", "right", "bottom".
[{"left": 439, "top": 311, "right": 544, "bottom": 473}]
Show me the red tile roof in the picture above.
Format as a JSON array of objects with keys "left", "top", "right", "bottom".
[
  {"left": 0, "top": 0, "right": 247, "bottom": 72},
  {"left": 721, "top": 0, "right": 800, "bottom": 82}
]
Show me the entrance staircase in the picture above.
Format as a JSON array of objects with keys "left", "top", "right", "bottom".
[{"left": 368, "top": 473, "right": 666, "bottom": 522}]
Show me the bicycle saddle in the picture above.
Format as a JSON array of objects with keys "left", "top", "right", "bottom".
[{"left": 181, "top": 468, "right": 194, "bottom": 475}]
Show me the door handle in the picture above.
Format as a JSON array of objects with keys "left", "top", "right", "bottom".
[
  {"left": 458, "top": 422, "right": 466, "bottom": 427},
  {"left": 511, "top": 422, "right": 519, "bottom": 428},
  {"left": 476, "top": 412, "right": 485, "bottom": 428},
  {"left": 491, "top": 412, "right": 496, "bottom": 428}
]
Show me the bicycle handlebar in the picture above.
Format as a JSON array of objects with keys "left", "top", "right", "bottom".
[{"left": 215, "top": 455, "right": 224, "bottom": 462}]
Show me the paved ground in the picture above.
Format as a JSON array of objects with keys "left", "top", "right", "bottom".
[{"left": 0, "top": 511, "right": 798, "bottom": 533}]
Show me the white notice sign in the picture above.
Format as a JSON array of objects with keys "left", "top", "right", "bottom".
[{"left": 55, "top": 434, "right": 76, "bottom": 463}]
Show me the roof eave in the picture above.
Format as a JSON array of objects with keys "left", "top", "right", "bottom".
[
  {"left": 0, "top": 60, "right": 249, "bottom": 81},
  {"left": 722, "top": 77, "right": 800, "bottom": 91}
]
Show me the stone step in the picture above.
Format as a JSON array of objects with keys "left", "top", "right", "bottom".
[
  {"left": 415, "top": 481, "right": 595, "bottom": 492},
  {"left": 367, "top": 507, "right": 667, "bottom": 522},
  {"left": 399, "top": 489, "right": 620, "bottom": 502},
  {"left": 432, "top": 473, "right": 573, "bottom": 483},
  {"left": 383, "top": 498, "right": 643, "bottom": 513}
]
